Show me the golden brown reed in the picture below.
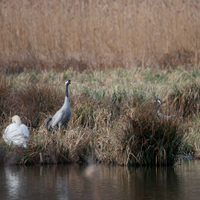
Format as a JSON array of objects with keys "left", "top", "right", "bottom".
[{"left": 0, "top": 0, "right": 200, "bottom": 71}]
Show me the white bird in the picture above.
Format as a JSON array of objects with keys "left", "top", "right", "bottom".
[
  {"left": 45, "top": 80, "right": 71, "bottom": 133},
  {"left": 156, "top": 98, "right": 176, "bottom": 121},
  {"left": 3, "top": 115, "right": 29, "bottom": 148}
]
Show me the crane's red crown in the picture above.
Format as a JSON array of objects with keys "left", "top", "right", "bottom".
[{"left": 156, "top": 98, "right": 162, "bottom": 104}]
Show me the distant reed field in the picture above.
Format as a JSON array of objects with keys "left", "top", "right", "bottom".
[{"left": 0, "top": 0, "right": 200, "bottom": 70}]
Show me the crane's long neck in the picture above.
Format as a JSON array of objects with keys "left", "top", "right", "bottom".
[
  {"left": 65, "top": 84, "right": 69, "bottom": 98},
  {"left": 157, "top": 103, "right": 162, "bottom": 116},
  {"left": 64, "top": 84, "right": 70, "bottom": 106}
]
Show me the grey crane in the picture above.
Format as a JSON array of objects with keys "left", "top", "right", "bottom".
[
  {"left": 45, "top": 80, "right": 71, "bottom": 133},
  {"left": 156, "top": 98, "right": 176, "bottom": 121}
]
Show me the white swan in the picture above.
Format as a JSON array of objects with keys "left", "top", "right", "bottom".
[{"left": 3, "top": 115, "right": 29, "bottom": 148}]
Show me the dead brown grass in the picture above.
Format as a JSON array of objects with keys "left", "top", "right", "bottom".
[
  {"left": 1, "top": 67, "right": 200, "bottom": 165},
  {"left": 1, "top": 82, "right": 64, "bottom": 128},
  {"left": 169, "top": 83, "right": 200, "bottom": 118},
  {"left": 0, "top": 0, "right": 200, "bottom": 71},
  {"left": 0, "top": 88, "right": 185, "bottom": 166},
  {"left": 0, "top": 75, "right": 12, "bottom": 116},
  {"left": 12, "top": 99, "right": 183, "bottom": 166}
]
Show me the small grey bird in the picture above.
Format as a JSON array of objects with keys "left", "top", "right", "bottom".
[
  {"left": 156, "top": 98, "right": 176, "bottom": 121},
  {"left": 45, "top": 80, "right": 71, "bottom": 133}
]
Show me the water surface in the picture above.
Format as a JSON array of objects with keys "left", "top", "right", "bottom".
[{"left": 0, "top": 159, "right": 200, "bottom": 200}]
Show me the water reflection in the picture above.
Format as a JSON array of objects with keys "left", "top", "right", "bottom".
[
  {"left": 0, "top": 160, "right": 200, "bottom": 200},
  {"left": 4, "top": 166, "right": 27, "bottom": 199}
]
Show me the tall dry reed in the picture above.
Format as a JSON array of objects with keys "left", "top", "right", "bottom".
[{"left": 0, "top": 0, "right": 200, "bottom": 71}]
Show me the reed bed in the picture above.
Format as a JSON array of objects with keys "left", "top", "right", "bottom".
[
  {"left": 0, "top": 67, "right": 200, "bottom": 165},
  {"left": 0, "top": 0, "right": 200, "bottom": 71}
]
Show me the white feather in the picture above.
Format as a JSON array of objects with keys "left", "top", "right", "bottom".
[{"left": 3, "top": 116, "right": 29, "bottom": 148}]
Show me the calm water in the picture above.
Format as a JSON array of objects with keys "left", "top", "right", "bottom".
[{"left": 0, "top": 159, "right": 200, "bottom": 200}]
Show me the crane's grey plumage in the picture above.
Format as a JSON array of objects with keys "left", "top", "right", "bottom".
[
  {"left": 156, "top": 98, "right": 176, "bottom": 121},
  {"left": 45, "top": 80, "right": 71, "bottom": 133}
]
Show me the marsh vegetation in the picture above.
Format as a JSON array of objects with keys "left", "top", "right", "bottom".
[
  {"left": 0, "top": 0, "right": 200, "bottom": 165},
  {"left": 1, "top": 67, "right": 200, "bottom": 165}
]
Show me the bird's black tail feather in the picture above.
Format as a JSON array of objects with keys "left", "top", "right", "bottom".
[{"left": 45, "top": 117, "right": 52, "bottom": 131}]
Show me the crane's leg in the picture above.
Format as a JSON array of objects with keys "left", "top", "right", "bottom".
[
  {"left": 63, "top": 123, "right": 68, "bottom": 135},
  {"left": 58, "top": 122, "right": 63, "bottom": 138}
]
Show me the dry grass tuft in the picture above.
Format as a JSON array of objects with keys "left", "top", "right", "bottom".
[
  {"left": 6, "top": 98, "right": 184, "bottom": 166},
  {"left": 169, "top": 83, "right": 200, "bottom": 118},
  {"left": 6, "top": 83, "right": 63, "bottom": 128},
  {"left": 0, "top": 75, "right": 12, "bottom": 116},
  {"left": 120, "top": 103, "right": 183, "bottom": 165}
]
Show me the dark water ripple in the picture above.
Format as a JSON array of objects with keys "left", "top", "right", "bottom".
[{"left": 0, "top": 159, "right": 200, "bottom": 200}]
